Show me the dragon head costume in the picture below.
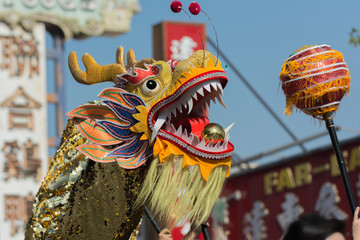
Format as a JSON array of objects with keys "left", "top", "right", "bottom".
[{"left": 25, "top": 47, "right": 234, "bottom": 239}]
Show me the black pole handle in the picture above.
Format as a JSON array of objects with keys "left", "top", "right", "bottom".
[
  {"left": 325, "top": 117, "right": 357, "bottom": 214},
  {"left": 144, "top": 206, "right": 162, "bottom": 234},
  {"left": 201, "top": 224, "right": 212, "bottom": 240}
]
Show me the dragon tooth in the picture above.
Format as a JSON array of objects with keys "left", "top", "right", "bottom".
[
  {"left": 182, "top": 100, "right": 188, "bottom": 109},
  {"left": 205, "top": 103, "right": 210, "bottom": 112},
  {"left": 170, "top": 124, "right": 176, "bottom": 134},
  {"left": 201, "top": 104, "right": 208, "bottom": 116},
  {"left": 177, "top": 103, "right": 183, "bottom": 113},
  {"left": 187, "top": 98, "right": 193, "bottom": 114},
  {"left": 182, "top": 128, "right": 188, "bottom": 141},
  {"left": 198, "top": 138, "right": 207, "bottom": 150},
  {"left": 165, "top": 120, "right": 171, "bottom": 131},
  {"left": 151, "top": 116, "right": 166, "bottom": 143},
  {"left": 182, "top": 128, "right": 192, "bottom": 143},
  {"left": 197, "top": 108, "right": 203, "bottom": 116},
  {"left": 216, "top": 92, "right": 227, "bottom": 108},
  {"left": 197, "top": 87, "right": 204, "bottom": 96},
  {"left": 184, "top": 128, "right": 189, "bottom": 137},
  {"left": 171, "top": 107, "right": 177, "bottom": 118},
  {"left": 219, "top": 141, "right": 224, "bottom": 149},
  {"left": 211, "top": 82, "right": 218, "bottom": 91},
  {"left": 188, "top": 131, "right": 194, "bottom": 143},
  {"left": 211, "top": 95, "right": 217, "bottom": 104},
  {"left": 206, "top": 141, "right": 214, "bottom": 149},
  {"left": 191, "top": 134, "right": 200, "bottom": 146},
  {"left": 204, "top": 83, "right": 211, "bottom": 93},
  {"left": 205, "top": 99, "right": 211, "bottom": 110},
  {"left": 217, "top": 83, "right": 224, "bottom": 95},
  {"left": 192, "top": 93, "right": 198, "bottom": 101},
  {"left": 222, "top": 140, "right": 229, "bottom": 150},
  {"left": 201, "top": 105, "right": 207, "bottom": 115},
  {"left": 214, "top": 141, "right": 222, "bottom": 150},
  {"left": 164, "top": 111, "right": 172, "bottom": 122},
  {"left": 224, "top": 122, "right": 235, "bottom": 136},
  {"left": 175, "top": 125, "right": 183, "bottom": 136}
]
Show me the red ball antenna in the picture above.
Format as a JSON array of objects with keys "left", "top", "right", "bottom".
[
  {"left": 189, "top": 2, "right": 201, "bottom": 15},
  {"left": 170, "top": 1, "right": 182, "bottom": 13}
]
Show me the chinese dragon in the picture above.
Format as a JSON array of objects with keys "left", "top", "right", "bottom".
[{"left": 25, "top": 46, "right": 234, "bottom": 239}]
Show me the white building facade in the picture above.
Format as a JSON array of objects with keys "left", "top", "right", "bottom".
[{"left": 0, "top": 22, "right": 48, "bottom": 240}]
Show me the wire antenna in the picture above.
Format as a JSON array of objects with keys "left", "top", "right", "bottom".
[
  {"left": 182, "top": 10, "right": 206, "bottom": 65},
  {"left": 200, "top": 9, "right": 219, "bottom": 66}
]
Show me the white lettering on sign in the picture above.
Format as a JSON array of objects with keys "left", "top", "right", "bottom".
[
  {"left": 0, "top": 35, "right": 40, "bottom": 78},
  {"left": 170, "top": 36, "right": 197, "bottom": 61},
  {"left": 315, "top": 182, "right": 348, "bottom": 220},
  {"left": 4, "top": 0, "right": 96, "bottom": 11},
  {"left": 277, "top": 193, "right": 303, "bottom": 231},
  {"left": 243, "top": 201, "right": 269, "bottom": 240}
]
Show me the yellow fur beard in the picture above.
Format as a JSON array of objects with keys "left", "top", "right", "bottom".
[{"left": 135, "top": 155, "right": 228, "bottom": 230}]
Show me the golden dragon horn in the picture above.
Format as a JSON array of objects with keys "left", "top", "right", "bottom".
[
  {"left": 126, "top": 49, "right": 155, "bottom": 70},
  {"left": 68, "top": 46, "right": 127, "bottom": 85},
  {"left": 116, "top": 46, "right": 125, "bottom": 66}
]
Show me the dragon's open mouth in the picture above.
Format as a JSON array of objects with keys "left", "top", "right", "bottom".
[{"left": 148, "top": 70, "right": 234, "bottom": 159}]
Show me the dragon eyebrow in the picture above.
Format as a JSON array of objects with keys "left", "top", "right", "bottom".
[{"left": 118, "top": 64, "right": 161, "bottom": 86}]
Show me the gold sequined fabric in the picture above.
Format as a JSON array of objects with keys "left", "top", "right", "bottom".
[{"left": 25, "top": 120, "right": 148, "bottom": 239}]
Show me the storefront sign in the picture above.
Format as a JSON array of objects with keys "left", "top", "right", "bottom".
[{"left": 153, "top": 21, "right": 206, "bottom": 61}]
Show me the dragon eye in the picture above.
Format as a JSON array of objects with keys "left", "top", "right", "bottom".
[
  {"left": 141, "top": 79, "right": 160, "bottom": 95},
  {"left": 146, "top": 80, "right": 157, "bottom": 89}
]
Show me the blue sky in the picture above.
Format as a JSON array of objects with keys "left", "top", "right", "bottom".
[{"left": 61, "top": 0, "right": 360, "bottom": 165}]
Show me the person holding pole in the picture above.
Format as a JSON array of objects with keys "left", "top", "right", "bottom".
[{"left": 353, "top": 207, "right": 360, "bottom": 240}]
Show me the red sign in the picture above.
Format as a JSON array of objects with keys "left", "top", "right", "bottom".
[
  {"left": 153, "top": 21, "right": 206, "bottom": 61},
  {"left": 216, "top": 137, "right": 360, "bottom": 240}
]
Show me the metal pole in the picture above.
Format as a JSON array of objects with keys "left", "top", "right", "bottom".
[
  {"left": 325, "top": 116, "right": 357, "bottom": 213},
  {"left": 144, "top": 206, "right": 162, "bottom": 234},
  {"left": 202, "top": 224, "right": 211, "bottom": 240}
]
